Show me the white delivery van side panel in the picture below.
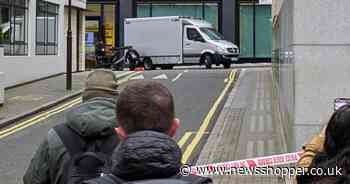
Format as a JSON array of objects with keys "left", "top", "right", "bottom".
[{"left": 124, "top": 17, "right": 183, "bottom": 65}]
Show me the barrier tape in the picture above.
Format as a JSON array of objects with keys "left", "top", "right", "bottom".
[{"left": 190, "top": 151, "right": 303, "bottom": 175}]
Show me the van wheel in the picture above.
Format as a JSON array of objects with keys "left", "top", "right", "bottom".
[
  {"left": 203, "top": 54, "right": 213, "bottom": 69},
  {"left": 143, "top": 58, "right": 155, "bottom": 70},
  {"left": 223, "top": 63, "right": 231, "bottom": 69}
]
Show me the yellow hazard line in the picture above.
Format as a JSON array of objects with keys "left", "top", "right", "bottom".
[
  {"left": 0, "top": 71, "right": 140, "bottom": 140},
  {"left": 177, "top": 132, "right": 193, "bottom": 148},
  {"left": 0, "top": 98, "right": 82, "bottom": 139},
  {"left": 181, "top": 69, "right": 236, "bottom": 163}
]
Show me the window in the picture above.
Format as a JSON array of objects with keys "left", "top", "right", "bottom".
[
  {"left": 36, "top": 0, "right": 58, "bottom": 55},
  {"left": 240, "top": 4, "right": 272, "bottom": 58},
  {"left": 0, "top": 0, "right": 28, "bottom": 56},
  {"left": 187, "top": 28, "right": 202, "bottom": 41},
  {"left": 137, "top": 3, "right": 219, "bottom": 29},
  {"left": 200, "top": 28, "right": 224, "bottom": 40}
]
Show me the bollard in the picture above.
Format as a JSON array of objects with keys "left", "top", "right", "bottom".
[{"left": 0, "top": 72, "right": 4, "bottom": 106}]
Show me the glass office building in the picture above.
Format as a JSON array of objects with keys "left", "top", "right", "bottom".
[
  {"left": 86, "top": 0, "right": 272, "bottom": 61},
  {"left": 137, "top": 3, "right": 219, "bottom": 30},
  {"left": 240, "top": 4, "right": 272, "bottom": 58}
]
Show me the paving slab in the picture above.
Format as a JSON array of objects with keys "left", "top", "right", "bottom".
[{"left": 196, "top": 68, "right": 286, "bottom": 183}]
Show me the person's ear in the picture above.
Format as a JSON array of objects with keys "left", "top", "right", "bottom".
[
  {"left": 168, "top": 118, "right": 180, "bottom": 137},
  {"left": 115, "top": 127, "right": 127, "bottom": 140}
]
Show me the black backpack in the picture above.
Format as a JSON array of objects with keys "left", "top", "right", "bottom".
[
  {"left": 54, "top": 124, "right": 119, "bottom": 184},
  {"left": 82, "top": 174, "right": 213, "bottom": 184}
]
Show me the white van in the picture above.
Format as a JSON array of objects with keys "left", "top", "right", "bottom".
[{"left": 124, "top": 16, "right": 239, "bottom": 70}]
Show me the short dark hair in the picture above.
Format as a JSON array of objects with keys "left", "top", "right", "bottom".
[
  {"left": 116, "top": 80, "right": 175, "bottom": 134},
  {"left": 324, "top": 105, "right": 350, "bottom": 157}
]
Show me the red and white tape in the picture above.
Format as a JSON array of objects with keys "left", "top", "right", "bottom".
[{"left": 190, "top": 151, "right": 303, "bottom": 175}]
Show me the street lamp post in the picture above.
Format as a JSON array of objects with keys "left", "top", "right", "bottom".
[{"left": 66, "top": 0, "right": 72, "bottom": 90}]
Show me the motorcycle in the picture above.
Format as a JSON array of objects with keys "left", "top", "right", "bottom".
[{"left": 111, "top": 46, "right": 142, "bottom": 71}]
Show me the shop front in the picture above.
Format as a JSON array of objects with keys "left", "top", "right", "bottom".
[{"left": 85, "top": 0, "right": 118, "bottom": 69}]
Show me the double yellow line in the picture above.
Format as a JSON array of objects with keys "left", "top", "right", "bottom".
[
  {"left": 0, "top": 71, "right": 141, "bottom": 140},
  {"left": 180, "top": 69, "right": 236, "bottom": 163},
  {"left": 0, "top": 98, "right": 82, "bottom": 139}
]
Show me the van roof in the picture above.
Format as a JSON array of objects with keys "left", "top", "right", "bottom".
[{"left": 125, "top": 16, "right": 213, "bottom": 28}]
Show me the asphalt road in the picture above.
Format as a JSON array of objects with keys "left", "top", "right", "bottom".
[{"left": 0, "top": 68, "right": 232, "bottom": 184}]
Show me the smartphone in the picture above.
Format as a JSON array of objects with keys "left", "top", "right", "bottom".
[{"left": 334, "top": 98, "right": 350, "bottom": 111}]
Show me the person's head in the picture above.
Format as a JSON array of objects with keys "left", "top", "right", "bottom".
[
  {"left": 115, "top": 80, "right": 179, "bottom": 139},
  {"left": 82, "top": 69, "right": 119, "bottom": 102},
  {"left": 324, "top": 105, "right": 350, "bottom": 157}
]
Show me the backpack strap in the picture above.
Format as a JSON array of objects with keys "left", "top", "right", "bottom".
[
  {"left": 54, "top": 123, "right": 87, "bottom": 184},
  {"left": 99, "top": 133, "right": 119, "bottom": 155},
  {"left": 53, "top": 123, "right": 86, "bottom": 156}
]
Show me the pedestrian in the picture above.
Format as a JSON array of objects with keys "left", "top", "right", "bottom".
[
  {"left": 23, "top": 69, "right": 120, "bottom": 184},
  {"left": 296, "top": 105, "right": 350, "bottom": 183},
  {"left": 84, "top": 80, "right": 212, "bottom": 184}
]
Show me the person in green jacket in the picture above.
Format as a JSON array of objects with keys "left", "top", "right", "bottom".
[{"left": 23, "top": 70, "right": 119, "bottom": 184}]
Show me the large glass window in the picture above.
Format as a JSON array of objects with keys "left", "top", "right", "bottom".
[
  {"left": 0, "top": 0, "right": 28, "bottom": 56},
  {"left": 240, "top": 4, "right": 272, "bottom": 58},
  {"left": 137, "top": 2, "right": 219, "bottom": 29},
  {"left": 255, "top": 5, "right": 272, "bottom": 58},
  {"left": 36, "top": 0, "right": 58, "bottom": 55},
  {"left": 85, "top": 4, "right": 101, "bottom": 62},
  {"left": 240, "top": 5, "right": 254, "bottom": 57}
]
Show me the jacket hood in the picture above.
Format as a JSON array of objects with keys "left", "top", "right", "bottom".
[
  {"left": 66, "top": 97, "right": 117, "bottom": 137},
  {"left": 112, "top": 131, "right": 182, "bottom": 181}
]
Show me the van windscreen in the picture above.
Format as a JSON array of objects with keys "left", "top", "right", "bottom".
[{"left": 200, "top": 28, "right": 224, "bottom": 40}]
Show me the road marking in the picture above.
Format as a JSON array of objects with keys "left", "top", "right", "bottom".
[
  {"left": 184, "top": 70, "right": 189, "bottom": 73},
  {"left": 177, "top": 132, "right": 193, "bottom": 148},
  {"left": 257, "top": 140, "right": 264, "bottom": 157},
  {"left": 247, "top": 141, "right": 254, "bottom": 158},
  {"left": 172, "top": 73, "right": 183, "bottom": 82},
  {"left": 115, "top": 71, "right": 135, "bottom": 78},
  {"left": 118, "top": 71, "right": 143, "bottom": 84},
  {"left": 130, "top": 74, "right": 145, "bottom": 80},
  {"left": 0, "top": 71, "right": 138, "bottom": 139},
  {"left": 152, "top": 74, "right": 168, "bottom": 80},
  {"left": 0, "top": 98, "right": 82, "bottom": 139},
  {"left": 181, "top": 70, "right": 236, "bottom": 163}
]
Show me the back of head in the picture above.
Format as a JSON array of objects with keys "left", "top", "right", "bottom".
[
  {"left": 83, "top": 69, "right": 119, "bottom": 102},
  {"left": 300, "top": 147, "right": 350, "bottom": 184},
  {"left": 324, "top": 105, "right": 350, "bottom": 157},
  {"left": 116, "top": 80, "right": 174, "bottom": 134}
]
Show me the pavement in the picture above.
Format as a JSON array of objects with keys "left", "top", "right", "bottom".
[
  {"left": 0, "top": 71, "right": 133, "bottom": 129},
  {"left": 0, "top": 67, "right": 234, "bottom": 184},
  {"left": 196, "top": 68, "right": 286, "bottom": 183}
]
